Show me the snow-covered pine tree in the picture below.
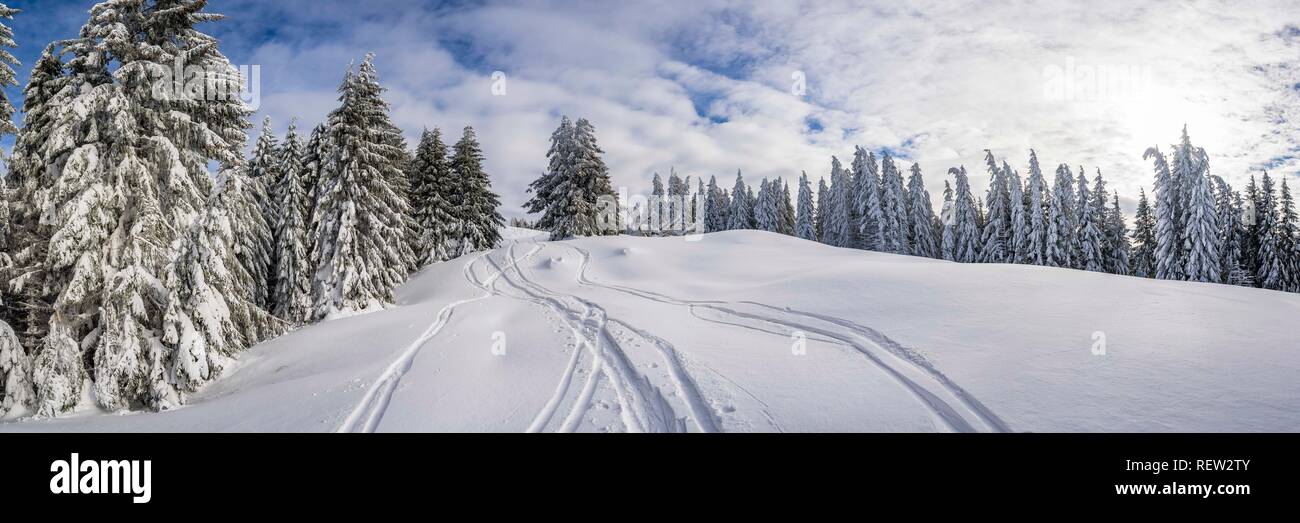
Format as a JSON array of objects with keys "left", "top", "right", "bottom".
[
  {"left": 978, "top": 150, "right": 1010, "bottom": 263},
  {"left": 1212, "top": 177, "right": 1247, "bottom": 285},
  {"left": 163, "top": 170, "right": 284, "bottom": 405},
  {"left": 1131, "top": 188, "right": 1157, "bottom": 278},
  {"left": 1045, "top": 164, "right": 1077, "bottom": 268},
  {"left": 879, "top": 154, "right": 908, "bottom": 254},
  {"left": 30, "top": 0, "right": 253, "bottom": 415},
  {"left": 1023, "top": 151, "right": 1049, "bottom": 266},
  {"left": 302, "top": 123, "right": 329, "bottom": 221},
  {"left": 668, "top": 168, "right": 687, "bottom": 233},
  {"left": 775, "top": 180, "right": 791, "bottom": 235},
  {"left": 727, "top": 171, "right": 752, "bottom": 230},
  {"left": 940, "top": 181, "right": 956, "bottom": 261},
  {"left": 270, "top": 122, "right": 313, "bottom": 323},
  {"left": 246, "top": 117, "right": 280, "bottom": 308},
  {"left": 1182, "top": 166, "right": 1220, "bottom": 283},
  {"left": 815, "top": 178, "right": 829, "bottom": 241},
  {"left": 1168, "top": 126, "right": 1201, "bottom": 268},
  {"left": 852, "top": 147, "right": 883, "bottom": 251},
  {"left": 754, "top": 179, "right": 782, "bottom": 233},
  {"left": 1146, "top": 146, "right": 1183, "bottom": 281},
  {"left": 1255, "top": 172, "right": 1284, "bottom": 290},
  {"left": 0, "top": 1, "right": 16, "bottom": 137},
  {"left": 906, "top": 164, "right": 938, "bottom": 258},
  {"left": 449, "top": 125, "right": 504, "bottom": 254},
  {"left": 0, "top": 2, "right": 27, "bottom": 415},
  {"left": 410, "top": 128, "right": 458, "bottom": 263},
  {"left": 1242, "top": 175, "right": 1261, "bottom": 279},
  {"left": 1005, "top": 163, "right": 1029, "bottom": 263},
  {"left": 1107, "top": 192, "right": 1132, "bottom": 276},
  {"left": 1073, "top": 169, "right": 1105, "bottom": 272},
  {"left": 650, "top": 172, "right": 665, "bottom": 233},
  {"left": 948, "top": 166, "right": 980, "bottom": 263},
  {"left": 796, "top": 172, "right": 816, "bottom": 240},
  {"left": 704, "top": 175, "right": 726, "bottom": 232},
  {"left": 4, "top": 47, "right": 64, "bottom": 355},
  {"left": 1090, "top": 170, "right": 1114, "bottom": 268},
  {"left": 1277, "top": 178, "right": 1298, "bottom": 291},
  {"left": 822, "top": 157, "right": 853, "bottom": 247},
  {"left": 525, "top": 117, "right": 614, "bottom": 240},
  {"left": 0, "top": 317, "right": 27, "bottom": 415},
  {"left": 1227, "top": 191, "right": 1255, "bottom": 286},
  {"left": 311, "top": 57, "right": 418, "bottom": 319}
]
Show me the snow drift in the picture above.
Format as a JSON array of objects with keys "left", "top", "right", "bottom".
[{"left": 4, "top": 228, "right": 1298, "bottom": 432}]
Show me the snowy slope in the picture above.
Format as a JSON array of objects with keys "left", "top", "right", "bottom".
[{"left": 4, "top": 227, "right": 1299, "bottom": 432}]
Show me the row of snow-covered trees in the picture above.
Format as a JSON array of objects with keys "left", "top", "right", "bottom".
[
  {"left": 0, "top": 1, "right": 503, "bottom": 418},
  {"left": 675, "top": 128, "right": 1300, "bottom": 293}
]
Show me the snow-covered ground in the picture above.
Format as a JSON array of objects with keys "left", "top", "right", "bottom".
[{"left": 4, "top": 227, "right": 1299, "bottom": 432}]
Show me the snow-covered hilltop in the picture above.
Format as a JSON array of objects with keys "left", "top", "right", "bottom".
[{"left": 5, "top": 228, "right": 1297, "bottom": 433}]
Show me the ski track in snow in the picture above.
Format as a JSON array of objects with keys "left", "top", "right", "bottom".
[
  {"left": 557, "top": 242, "right": 1011, "bottom": 434},
  {"left": 483, "top": 242, "right": 689, "bottom": 433},
  {"left": 336, "top": 246, "right": 541, "bottom": 433},
  {"left": 340, "top": 236, "right": 1009, "bottom": 434}
]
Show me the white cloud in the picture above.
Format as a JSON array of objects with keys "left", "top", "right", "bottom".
[{"left": 236, "top": 0, "right": 1300, "bottom": 217}]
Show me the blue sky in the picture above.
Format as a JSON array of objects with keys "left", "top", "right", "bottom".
[{"left": 4, "top": 0, "right": 1300, "bottom": 218}]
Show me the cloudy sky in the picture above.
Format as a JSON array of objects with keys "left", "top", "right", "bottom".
[{"left": 5, "top": 0, "right": 1300, "bottom": 217}]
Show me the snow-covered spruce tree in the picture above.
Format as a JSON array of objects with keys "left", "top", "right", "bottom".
[
  {"left": 449, "top": 125, "right": 504, "bottom": 255},
  {"left": 948, "top": 166, "right": 980, "bottom": 263},
  {"left": 1005, "top": 163, "right": 1029, "bottom": 264},
  {"left": 0, "top": 1, "right": 16, "bottom": 137},
  {"left": 1145, "top": 146, "right": 1183, "bottom": 281},
  {"left": 727, "top": 171, "right": 752, "bottom": 230},
  {"left": 1131, "top": 188, "right": 1157, "bottom": 278},
  {"left": 1277, "top": 178, "right": 1298, "bottom": 291},
  {"left": 746, "top": 185, "right": 757, "bottom": 226},
  {"left": 940, "top": 181, "right": 956, "bottom": 261},
  {"left": 852, "top": 147, "right": 883, "bottom": 250},
  {"left": 525, "top": 117, "right": 614, "bottom": 240},
  {"left": 815, "top": 177, "right": 829, "bottom": 241},
  {"left": 906, "top": 164, "right": 938, "bottom": 258},
  {"left": 1227, "top": 192, "right": 1254, "bottom": 286},
  {"left": 796, "top": 172, "right": 816, "bottom": 240},
  {"left": 1255, "top": 172, "right": 1284, "bottom": 290},
  {"left": 1045, "top": 164, "right": 1077, "bottom": 268},
  {"left": 1182, "top": 167, "right": 1220, "bottom": 283},
  {"left": 1107, "top": 192, "right": 1132, "bottom": 276},
  {"left": 0, "top": 2, "right": 27, "bottom": 415},
  {"left": 246, "top": 117, "right": 280, "bottom": 308},
  {"left": 978, "top": 151, "right": 1010, "bottom": 263},
  {"left": 754, "top": 179, "right": 782, "bottom": 233},
  {"left": 301, "top": 123, "right": 329, "bottom": 221},
  {"left": 822, "top": 157, "right": 853, "bottom": 247},
  {"left": 667, "top": 168, "right": 687, "bottom": 233},
  {"left": 1242, "top": 175, "right": 1261, "bottom": 279},
  {"left": 0, "top": 317, "right": 27, "bottom": 415},
  {"left": 779, "top": 180, "right": 796, "bottom": 236},
  {"left": 163, "top": 170, "right": 284, "bottom": 404},
  {"left": 1073, "top": 169, "right": 1105, "bottom": 272},
  {"left": 704, "top": 175, "right": 726, "bottom": 232},
  {"left": 411, "top": 128, "right": 458, "bottom": 263},
  {"left": 650, "top": 172, "right": 665, "bottom": 233},
  {"left": 2, "top": 47, "right": 65, "bottom": 411},
  {"left": 1023, "top": 151, "right": 1049, "bottom": 266},
  {"left": 311, "top": 57, "right": 418, "bottom": 319},
  {"left": 1168, "top": 126, "right": 1202, "bottom": 265},
  {"left": 879, "top": 154, "right": 908, "bottom": 254},
  {"left": 30, "top": 0, "right": 254, "bottom": 415},
  {"left": 270, "top": 122, "right": 313, "bottom": 323},
  {"left": 1212, "top": 177, "right": 1247, "bottom": 285}
]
